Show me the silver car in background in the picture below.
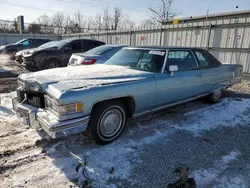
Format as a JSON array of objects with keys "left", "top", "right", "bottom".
[{"left": 68, "top": 44, "right": 127, "bottom": 66}]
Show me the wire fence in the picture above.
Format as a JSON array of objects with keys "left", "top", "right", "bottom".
[{"left": 0, "top": 19, "right": 112, "bottom": 35}]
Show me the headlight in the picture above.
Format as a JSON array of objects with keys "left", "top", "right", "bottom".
[{"left": 45, "top": 98, "right": 83, "bottom": 116}]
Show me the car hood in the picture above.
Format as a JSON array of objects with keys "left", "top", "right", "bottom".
[
  {"left": 30, "top": 46, "right": 58, "bottom": 54},
  {"left": 19, "top": 64, "right": 153, "bottom": 96},
  {"left": 0, "top": 44, "right": 16, "bottom": 49},
  {"left": 16, "top": 48, "right": 34, "bottom": 56}
]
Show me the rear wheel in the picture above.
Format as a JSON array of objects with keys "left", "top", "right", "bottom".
[
  {"left": 46, "top": 60, "right": 61, "bottom": 69},
  {"left": 88, "top": 100, "right": 127, "bottom": 145},
  {"left": 206, "top": 88, "right": 223, "bottom": 103}
]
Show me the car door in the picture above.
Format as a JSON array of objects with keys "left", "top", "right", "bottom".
[
  {"left": 60, "top": 40, "right": 82, "bottom": 66},
  {"left": 193, "top": 49, "right": 222, "bottom": 93},
  {"left": 154, "top": 50, "right": 203, "bottom": 106}
]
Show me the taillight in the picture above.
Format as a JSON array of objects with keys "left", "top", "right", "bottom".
[{"left": 81, "top": 59, "right": 97, "bottom": 65}]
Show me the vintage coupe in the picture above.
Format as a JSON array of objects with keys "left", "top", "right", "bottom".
[{"left": 12, "top": 47, "right": 242, "bottom": 145}]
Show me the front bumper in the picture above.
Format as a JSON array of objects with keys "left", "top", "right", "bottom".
[
  {"left": 21, "top": 58, "right": 41, "bottom": 71},
  {"left": 11, "top": 93, "right": 90, "bottom": 138},
  {"left": 15, "top": 55, "right": 23, "bottom": 64}
]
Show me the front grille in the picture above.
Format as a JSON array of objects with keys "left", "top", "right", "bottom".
[{"left": 17, "top": 90, "right": 45, "bottom": 108}]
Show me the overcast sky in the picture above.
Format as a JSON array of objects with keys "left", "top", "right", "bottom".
[{"left": 0, "top": 0, "right": 250, "bottom": 23}]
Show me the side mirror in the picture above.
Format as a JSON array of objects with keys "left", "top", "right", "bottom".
[
  {"left": 169, "top": 65, "right": 178, "bottom": 76},
  {"left": 64, "top": 47, "right": 72, "bottom": 52}
]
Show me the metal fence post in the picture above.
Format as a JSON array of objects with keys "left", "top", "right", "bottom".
[
  {"left": 106, "top": 32, "right": 109, "bottom": 44},
  {"left": 159, "top": 27, "right": 163, "bottom": 46},
  {"left": 206, "top": 24, "right": 212, "bottom": 49},
  {"left": 129, "top": 30, "right": 133, "bottom": 46}
]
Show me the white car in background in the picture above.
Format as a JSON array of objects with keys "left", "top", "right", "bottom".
[{"left": 68, "top": 44, "right": 127, "bottom": 66}]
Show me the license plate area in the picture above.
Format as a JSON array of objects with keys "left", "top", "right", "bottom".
[
  {"left": 17, "top": 111, "right": 40, "bottom": 129},
  {"left": 10, "top": 91, "right": 18, "bottom": 111}
]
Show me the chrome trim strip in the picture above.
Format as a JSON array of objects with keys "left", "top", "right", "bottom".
[
  {"left": 132, "top": 93, "right": 210, "bottom": 118},
  {"left": 161, "top": 50, "right": 169, "bottom": 73},
  {"left": 190, "top": 50, "right": 200, "bottom": 70},
  {"left": 37, "top": 115, "right": 90, "bottom": 132}
]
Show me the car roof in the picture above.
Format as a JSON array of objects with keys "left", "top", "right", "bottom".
[
  {"left": 61, "top": 38, "right": 104, "bottom": 43},
  {"left": 104, "top": 44, "right": 128, "bottom": 48},
  {"left": 126, "top": 46, "right": 205, "bottom": 51}
]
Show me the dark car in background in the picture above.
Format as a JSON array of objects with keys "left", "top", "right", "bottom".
[
  {"left": 0, "top": 38, "right": 51, "bottom": 55},
  {"left": 68, "top": 45, "right": 127, "bottom": 66},
  {"left": 15, "top": 41, "right": 56, "bottom": 64},
  {"left": 22, "top": 38, "right": 105, "bottom": 71}
]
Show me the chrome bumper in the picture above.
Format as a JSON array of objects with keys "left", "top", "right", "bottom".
[{"left": 11, "top": 94, "right": 90, "bottom": 138}]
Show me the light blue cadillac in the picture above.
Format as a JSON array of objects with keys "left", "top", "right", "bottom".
[{"left": 12, "top": 46, "right": 242, "bottom": 145}]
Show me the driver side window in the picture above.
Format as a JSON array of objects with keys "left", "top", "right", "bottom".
[
  {"left": 166, "top": 50, "right": 198, "bottom": 72},
  {"left": 21, "top": 40, "right": 30, "bottom": 46}
]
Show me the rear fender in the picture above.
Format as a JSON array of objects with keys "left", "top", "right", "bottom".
[{"left": 212, "top": 80, "right": 231, "bottom": 91}]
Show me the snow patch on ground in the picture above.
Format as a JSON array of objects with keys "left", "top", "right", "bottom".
[
  {"left": 1, "top": 92, "right": 250, "bottom": 187},
  {"left": 0, "top": 54, "right": 12, "bottom": 66},
  {"left": 173, "top": 98, "right": 250, "bottom": 135},
  {"left": 0, "top": 93, "right": 22, "bottom": 136},
  {"left": 192, "top": 151, "right": 248, "bottom": 187}
]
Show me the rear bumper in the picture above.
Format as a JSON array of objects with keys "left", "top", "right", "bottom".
[
  {"left": 230, "top": 76, "right": 242, "bottom": 86},
  {"left": 11, "top": 93, "right": 90, "bottom": 138}
]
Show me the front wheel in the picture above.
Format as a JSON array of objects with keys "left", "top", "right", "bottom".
[
  {"left": 46, "top": 60, "right": 61, "bottom": 69},
  {"left": 88, "top": 100, "right": 127, "bottom": 145}
]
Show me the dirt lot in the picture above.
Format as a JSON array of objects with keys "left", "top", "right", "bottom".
[{"left": 0, "top": 64, "right": 250, "bottom": 187}]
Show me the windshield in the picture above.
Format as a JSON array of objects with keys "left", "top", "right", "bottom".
[
  {"left": 47, "top": 40, "right": 69, "bottom": 49},
  {"left": 105, "top": 48, "right": 166, "bottom": 73},
  {"left": 15, "top": 39, "right": 27, "bottom": 44},
  {"left": 37, "top": 41, "right": 56, "bottom": 49},
  {"left": 85, "top": 45, "right": 114, "bottom": 55}
]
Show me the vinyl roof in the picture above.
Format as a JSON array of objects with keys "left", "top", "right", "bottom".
[{"left": 127, "top": 46, "right": 204, "bottom": 50}]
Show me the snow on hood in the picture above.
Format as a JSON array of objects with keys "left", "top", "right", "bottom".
[{"left": 19, "top": 64, "right": 152, "bottom": 91}]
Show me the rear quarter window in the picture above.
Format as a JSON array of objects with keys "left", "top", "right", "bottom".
[{"left": 204, "top": 51, "right": 221, "bottom": 68}]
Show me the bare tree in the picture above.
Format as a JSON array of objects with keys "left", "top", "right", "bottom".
[
  {"left": 140, "top": 19, "right": 154, "bottom": 27},
  {"left": 64, "top": 14, "right": 74, "bottom": 34},
  {"left": 72, "top": 11, "right": 86, "bottom": 33},
  {"left": 51, "top": 12, "right": 65, "bottom": 35},
  {"left": 94, "top": 13, "right": 103, "bottom": 31},
  {"left": 28, "top": 22, "right": 41, "bottom": 34},
  {"left": 102, "top": 6, "right": 111, "bottom": 30},
  {"left": 111, "top": 7, "right": 122, "bottom": 30},
  {"left": 93, "top": 6, "right": 134, "bottom": 31},
  {"left": 37, "top": 14, "right": 53, "bottom": 33},
  {"left": 86, "top": 16, "right": 94, "bottom": 31},
  {"left": 0, "top": 20, "right": 14, "bottom": 33},
  {"left": 12, "top": 18, "right": 18, "bottom": 33},
  {"left": 118, "top": 15, "right": 135, "bottom": 30},
  {"left": 148, "top": 0, "right": 180, "bottom": 24}
]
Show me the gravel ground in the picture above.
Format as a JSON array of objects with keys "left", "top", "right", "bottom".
[{"left": 0, "top": 63, "right": 250, "bottom": 188}]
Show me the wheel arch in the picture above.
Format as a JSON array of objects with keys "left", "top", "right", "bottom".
[
  {"left": 43, "top": 58, "right": 62, "bottom": 68},
  {"left": 90, "top": 96, "right": 136, "bottom": 118}
]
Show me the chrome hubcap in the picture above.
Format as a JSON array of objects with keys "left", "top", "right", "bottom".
[
  {"left": 213, "top": 89, "right": 221, "bottom": 99},
  {"left": 99, "top": 108, "right": 123, "bottom": 137}
]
